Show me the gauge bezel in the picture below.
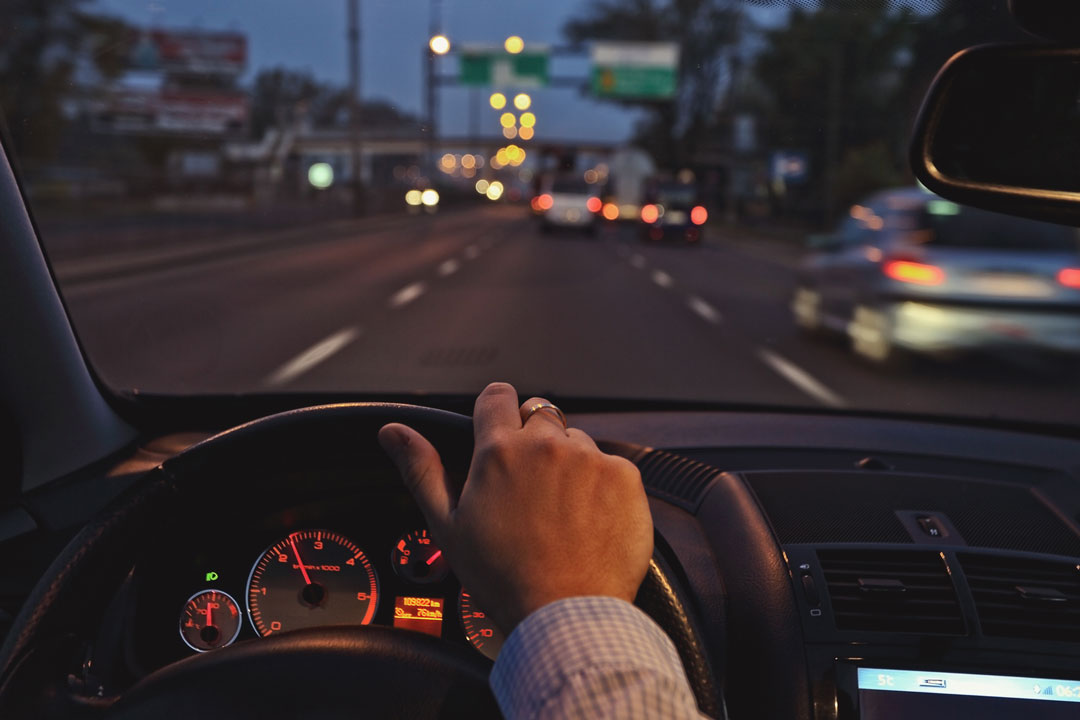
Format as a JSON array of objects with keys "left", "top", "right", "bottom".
[
  {"left": 390, "top": 528, "right": 450, "bottom": 585},
  {"left": 179, "top": 588, "right": 243, "bottom": 653},
  {"left": 245, "top": 529, "right": 380, "bottom": 637}
]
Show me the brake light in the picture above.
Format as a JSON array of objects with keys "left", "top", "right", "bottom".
[
  {"left": 883, "top": 260, "right": 946, "bottom": 286},
  {"left": 641, "top": 204, "right": 659, "bottom": 223},
  {"left": 1058, "top": 268, "right": 1080, "bottom": 288},
  {"left": 586, "top": 196, "right": 602, "bottom": 213},
  {"left": 691, "top": 206, "right": 708, "bottom": 225},
  {"left": 601, "top": 203, "right": 619, "bottom": 220},
  {"left": 536, "top": 194, "right": 553, "bottom": 211}
]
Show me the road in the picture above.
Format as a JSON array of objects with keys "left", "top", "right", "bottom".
[{"left": 59, "top": 205, "right": 1080, "bottom": 426}]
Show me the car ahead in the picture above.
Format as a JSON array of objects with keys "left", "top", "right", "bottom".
[
  {"left": 793, "top": 187, "right": 1080, "bottom": 365},
  {"left": 639, "top": 182, "right": 708, "bottom": 244},
  {"left": 532, "top": 176, "right": 600, "bottom": 233}
]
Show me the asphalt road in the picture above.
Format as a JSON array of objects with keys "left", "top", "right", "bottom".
[{"left": 60, "top": 204, "right": 1080, "bottom": 426}]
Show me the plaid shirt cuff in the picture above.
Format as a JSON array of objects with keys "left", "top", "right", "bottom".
[{"left": 489, "top": 596, "right": 704, "bottom": 719}]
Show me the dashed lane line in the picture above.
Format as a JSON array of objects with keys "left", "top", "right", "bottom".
[
  {"left": 438, "top": 259, "right": 460, "bottom": 277},
  {"left": 651, "top": 269, "right": 674, "bottom": 288},
  {"left": 264, "top": 326, "right": 361, "bottom": 387},
  {"left": 389, "top": 281, "right": 426, "bottom": 308},
  {"left": 687, "top": 296, "right": 722, "bottom": 325},
  {"left": 757, "top": 348, "right": 846, "bottom": 408}
]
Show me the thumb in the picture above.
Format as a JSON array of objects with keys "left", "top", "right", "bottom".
[{"left": 378, "top": 423, "right": 455, "bottom": 540}]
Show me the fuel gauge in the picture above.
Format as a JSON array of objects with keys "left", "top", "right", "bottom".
[
  {"left": 391, "top": 530, "right": 449, "bottom": 584},
  {"left": 180, "top": 589, "right": 242, "bottom": 652}
]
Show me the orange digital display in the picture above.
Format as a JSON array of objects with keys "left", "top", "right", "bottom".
[{"left": 393, "top": 596, "right": 444, "bottom": 637}]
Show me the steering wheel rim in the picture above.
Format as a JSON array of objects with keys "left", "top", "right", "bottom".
[{"left": 0, "top": 403, "right": 718, "bottom": 718}]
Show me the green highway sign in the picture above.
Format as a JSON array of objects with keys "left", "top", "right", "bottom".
[
  {"left": 590, "top": 42, "right": 679, "bottom": 100},
  {"left": 460, "top": 47, "right": 549, "bottom": 87}
]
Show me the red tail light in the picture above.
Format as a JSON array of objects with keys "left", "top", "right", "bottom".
[
  {"left": 1058, "top": 268, "right": 1080, "bottom": 288},
  {"left": 536, "top": 193, "right": 553, "bottom": 211},
  {"left": 883, "top": 260, "right": 946, "bottom": 286},
  {"left": 529, "top": 196, "right": 541, "bottom": 212},
  {"left": 691, "top": 206, "right": 708, "bottom": 225},
  {"left": 586, "top": 196, "right": 602, "bottom": 213},
  {"left": 640, "top": 204, "right": 659, "bottom": 223}
]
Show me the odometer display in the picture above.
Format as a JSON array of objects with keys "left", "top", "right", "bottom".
[{"left": 246, "top": 529, "right": 378, "bottom": 636}]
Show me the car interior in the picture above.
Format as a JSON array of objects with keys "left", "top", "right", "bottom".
[{"left": 3, "top": 0, "right": 1080, "bottom": 718}]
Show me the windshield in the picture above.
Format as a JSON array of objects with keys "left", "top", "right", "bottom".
[
  {"left": 3, "top": 0, "right": 1076, "bottom": 426},
  {"left": 923, "top": 206, "right": 1080, "bottom": 252}
]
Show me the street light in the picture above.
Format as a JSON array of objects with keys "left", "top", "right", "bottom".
[
  {"left": 504, "top": 36, "right": 524, "bottom": 54},
  {"left": 489, "top": 92, "right": 506, "bottom": 110},
  {"left": 520, "top": 112, "right": 535, "bottom": 128},
  {"left": 499, "top": 112, "right": 516, "bottom": 128},
  {"left": 429, "top": 34, "right": 451, "bottom": 54},
  {"left": 518, "top": 126, "right": 534, "bottom": 141},
  {"left": 513, "top": 93, "right": 531, "bottom": 110}
]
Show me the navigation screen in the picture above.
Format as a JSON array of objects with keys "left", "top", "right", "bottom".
[{"left": 858, "top": 668, "right": 1080, "bottom": 719}]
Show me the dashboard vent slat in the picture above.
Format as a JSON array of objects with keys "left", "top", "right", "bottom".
[
  {"left": 818, "top": 550, "right": 965, "bottom": 635},
  {"left": 960, "top": 554, "right": 1080, "bottom": 643}
]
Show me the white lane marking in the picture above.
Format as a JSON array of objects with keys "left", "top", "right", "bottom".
[
  {"left": 438, "top": 258, "right": 460, "bottom": 277},
  {"left": 265, "top": 327, "right": 361, "bottom": 386},
  {"left": 464, "top": 245, "right": 481, "bottom": 260},
  {"left": 629, "top": 254, "right": 647, "bottom": 269},
  {"left": 757, "top": 348, "right": 846, "bottom": 408},
  {"left": 651, "top": 269, "right": 673, "bottom": 288},
  {"left": 687, "top": 296, "right": 722, "bottom": 324},
  {"left": 389, "top": 281, "right": 426, "bottom": 308}
]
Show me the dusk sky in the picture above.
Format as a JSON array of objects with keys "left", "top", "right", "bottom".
[{"left": 90, "top": 0, "right": 781, "bottom": 143}]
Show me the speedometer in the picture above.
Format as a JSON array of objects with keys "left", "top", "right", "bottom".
[{"left": 246, "top": 529, "right": 379, "bottom": 636}]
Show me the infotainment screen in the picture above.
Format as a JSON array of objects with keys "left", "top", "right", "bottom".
[{"left": 857, "top": 668, "right": 1080, "bottom": 719}]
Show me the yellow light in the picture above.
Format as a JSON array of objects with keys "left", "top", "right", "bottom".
[
  {"left": 429, "top": 35, "right": 451, "bottom": 55},
  {"left": 475, "top": 179, "right": 490, "bottom": 194},
  {"left": 440, "top": 153, "right": 456, "bottom": 171},
  {"left": 495, "top": 148, "right": 509, "bottom": 166},
  {"left": 499, "top": 112, "right": 516, "bottom": 128},
  {"left": 486, "top": 181, "right": 504, "bottom": 200},
  {"left": 518, "top": 126, "right": 534, "bottom": 141},
  {"left": 489, "top": 92, "right": 506, "bottom": 110},
  {"left": 420, "top": 189, "right": 440, "bottom": 207},
  {"left": 461, "top": 154, "right": 476, "bottom": 169},
  {"left": 490, "top": 156, "right": 504, "bottom": 169},
  {"left": 405, "top": 190, "right": 423, "bottom": 206},
  {"left": 513, "top": 93, "right": 531, "bottom": 110},
  {"left": 502, "top": 126, "right": 517, "bottom": 139},
  {"left": 519, "top": 112, "right": 535, "bottom": 128},
  {"left": 504, "top": 36, "right": 524, "bottom": 54}
]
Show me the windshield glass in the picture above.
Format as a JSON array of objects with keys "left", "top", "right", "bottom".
[
  {"left": 924, "top": 206, "right": 1080, "bottom": 252},
  {"left": 3, "top": 0, "right": 1076, "bottom": 425}
]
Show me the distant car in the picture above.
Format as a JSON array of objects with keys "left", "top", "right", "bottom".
[
  {"left": 639, "top": 182, "right": 708, "bottom": 244},
  {"left": 533, "top": 177, "right": 600, "bottom": 233},
  {"left": 793, "top": 187, "right": 1080, "bottom": 366}
]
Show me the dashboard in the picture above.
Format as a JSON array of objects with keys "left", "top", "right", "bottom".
[
  {"left": 129, "top": 483, "right": 501, "bottom": 674},
  {"left": 8, "top": 405, "right": 1080, "bottom": 719}
]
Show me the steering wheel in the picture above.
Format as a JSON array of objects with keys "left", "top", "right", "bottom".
[{"left": 0, "top": 404, "right": 720, "bottom": 718}]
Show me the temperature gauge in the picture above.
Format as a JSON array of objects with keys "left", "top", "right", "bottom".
[
  {"left": 180, "top": 589, "right": 242, "bottom": 652},
  {"left": 391, "top": 530, "right": 449, "bottom": 584}
]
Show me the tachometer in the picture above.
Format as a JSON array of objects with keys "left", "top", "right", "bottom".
[{"left": 246, "top": 529, "right": 379, "bottom": 636}]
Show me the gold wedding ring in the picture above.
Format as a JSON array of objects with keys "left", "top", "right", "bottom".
[{"left": 523, "top": 402, "right": 568, "bottom": 429}]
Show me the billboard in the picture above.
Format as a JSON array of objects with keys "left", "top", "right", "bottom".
[
  {"left": 94, "top": 89, "right": 249, "bottom": 136},
  {"left": 130, "top": 30, "right": 247, "bottom": 76}
]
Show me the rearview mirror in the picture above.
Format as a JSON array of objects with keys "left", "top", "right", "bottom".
[{"left": 910, "top": 45, "right": 1080, "bottom": 226}]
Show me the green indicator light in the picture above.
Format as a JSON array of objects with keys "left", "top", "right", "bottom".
[
  {"left": 927, "top": 199, "right": 960, "bottom": 216},
  {"left": 205, "top": 571, "right": 219, "bottom": 582}
]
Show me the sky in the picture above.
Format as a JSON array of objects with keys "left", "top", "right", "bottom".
[
  {"left": 89, "top": 0, "right": 656, "bottom": 143},
  {"left": 90, "top": 0, "right": 786, "bottom": 144}
]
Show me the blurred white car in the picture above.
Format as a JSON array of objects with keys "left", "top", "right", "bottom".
[{"left": 533, "top": 177, "right": 600, "bottom": 233}]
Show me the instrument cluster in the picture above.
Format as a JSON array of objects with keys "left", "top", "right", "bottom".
[{"left": 129, "top": 494, "right": 503, "bottom": 673}]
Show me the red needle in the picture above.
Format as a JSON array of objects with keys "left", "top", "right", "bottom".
[
  {"left": 289, "top": 535, "right": 313, "bottom": 585},
  {"left": 205, "top": 598, "right": 213, "bottom": 628},
  {"left": 426, "top": 549, "right": 443, "bottom": 566}
]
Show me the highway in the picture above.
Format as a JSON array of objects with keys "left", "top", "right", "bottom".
[{"left": 59, "top": 204, "right": 1079, "bottom": 426}]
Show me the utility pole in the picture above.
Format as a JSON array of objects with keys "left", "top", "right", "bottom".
[
  {"left": 425, "top": 0, "right": 442, "bottom": 183},
  {"left": 347, "top": 0, "right": 366, "bottom": 215}
]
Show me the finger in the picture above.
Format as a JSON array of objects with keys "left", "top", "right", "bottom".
[
  {"left": 473, "top": 382, "right": 522, "bottom": 443},
  {"left": 567, "top": 427, "right": 598, "bottom": 449},
  {"left": 520, "top": 396, "right": 568, "bottom": 434},
  {"left": 378, "top": 423, "right": 455, "bottom": 541}
]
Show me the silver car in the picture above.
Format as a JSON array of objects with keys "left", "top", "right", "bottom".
[{"left": 793, "top": 187, "right": 1080, "bottom": 365}]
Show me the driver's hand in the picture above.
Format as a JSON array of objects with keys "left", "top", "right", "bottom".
[{"left": 378, "top": 382, "right": 653, "bottom": 635}]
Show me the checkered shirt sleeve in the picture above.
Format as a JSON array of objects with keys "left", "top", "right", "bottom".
[{"left": 489, "top": 596, "right": 710, "bottom": 719}]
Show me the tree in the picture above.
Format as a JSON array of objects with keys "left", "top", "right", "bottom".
[{"left": 563, "top": 0, "right": 742, "bottom": 167}]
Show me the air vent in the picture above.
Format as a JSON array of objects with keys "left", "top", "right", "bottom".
[
  {"left": 818, "top": 549, "right": 965, "bottom": 634},
  {"left": 960, "top": 553, "right": 1080, "bottom": 642},
  {"left": 636, "top": 450, "right": 720, "bottom": 512}
]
